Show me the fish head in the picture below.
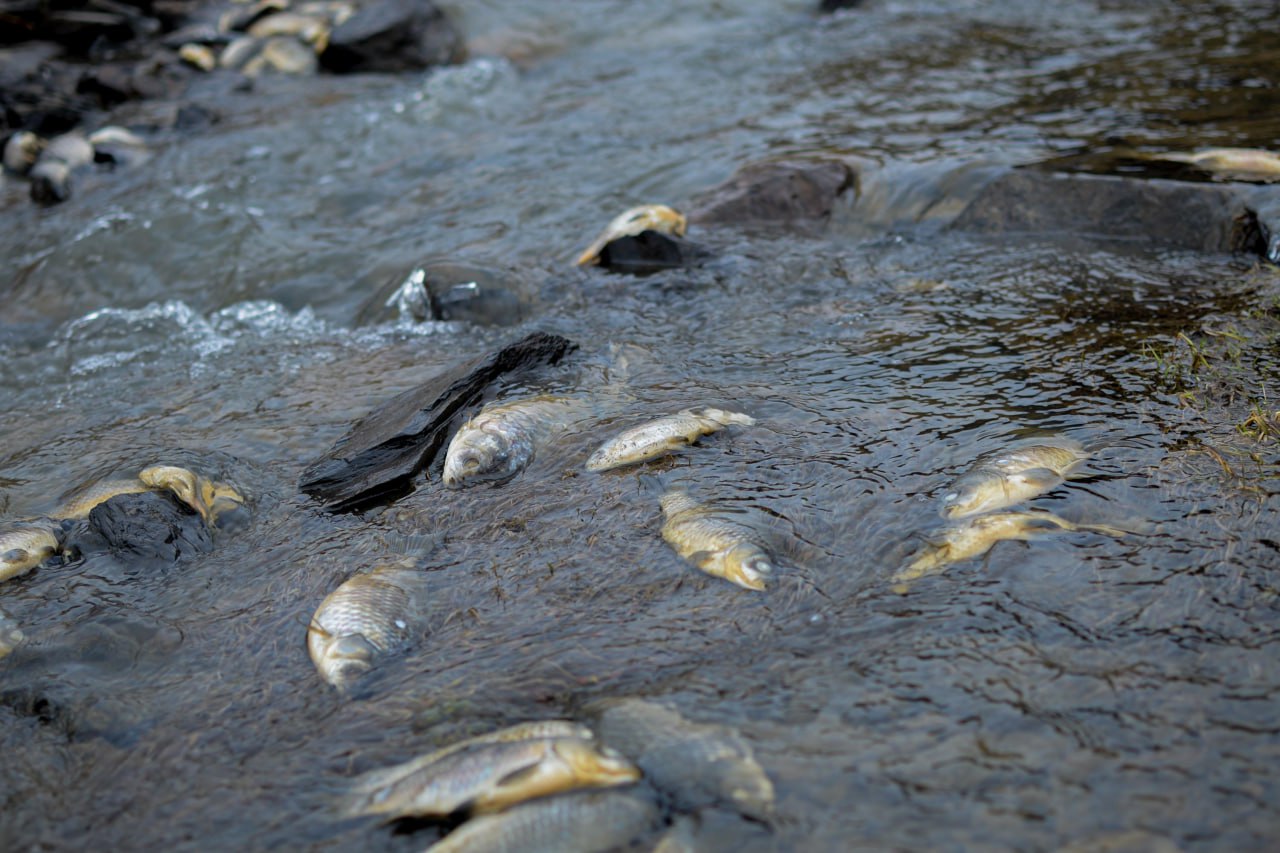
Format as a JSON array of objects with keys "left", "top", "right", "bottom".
[
  {"left": 201, "top": 479, "right": 249, "bottom": 530},
  {"left": 442, "top": 425, "right": 520, "bottom": 487},
  {"left": 939, "top": 474, "right": 1001, "bottom": 519},
  {"left": 139, "top": 465, "right": 211, "bottom": 522},
  {"left": 724, "top": 543, "right": 772, "bottom": 591},
  {"left": 315, "top": 632, "right": 378, "bottom": 688},
  {"left": 721, "top": 758, "right": 776, "bottom": 820},
  {"left": 552, "top": 739, "right": 642, "bottom": 785}
]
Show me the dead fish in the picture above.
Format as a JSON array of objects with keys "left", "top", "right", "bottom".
[
  {"left": 3, "top": 131, "right": 44, "bottom": 175},
  {"left": 179, "top": 42, "right": 218, "bottom": 71},
  {"left": 593, "top": 698, "right": 775, "bottom": 820},
  {"left": 348, "top": 720, "right": 595, "bottom": 799},
  {"left": 586, "top": 407, "right": 755, "bottom": 472},
  {"left": 941, "top": 439, "right": 1091, "bottom": 519},
  {"left": 1149, "top": 147, "right": 1280, "bottom": 183},
  {"left": 247, "top": 11, "right": 330, "bottom": 48},
  {"left": 54, "top": 465, "right": 211, "bottom": 523},
  {"left": 575, "top": 204, "right": 688, "bottom": 266},
  {"left": 87, "top": 126, "right": 150, "bottom": 168},
  {"left": 344, "top": 735, "right": 639, "bottom": 820},
  {"left": 442, "top": 396, "right": 583, "bottom": 487},
  {"left": 893, "top": 509, "right": 1128, "bottom": 588},
  {"left": 0, "top": 523, "right": 62, "bottom": 583},
  {"left": 660, "top": 490, "right": 773, "bottom": 591},
  {"left": 0, "top": 606, "right": 24, "bottom": 659},
  {"left": 308, "top": 565, "right": 429, "bottom": 689},
  {"left": 425, "top": 788, "right": 660, "bottom": 853},
  {"left": 248, "top": 36, "right": 320, "bottom": 75}
]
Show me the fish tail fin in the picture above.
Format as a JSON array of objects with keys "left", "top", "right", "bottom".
[
  {"left": 635, "top": 473, "right": 671, "bottom": 497},
  {"left": 379, "top": 531, "right": 445, "bottom": 565}
]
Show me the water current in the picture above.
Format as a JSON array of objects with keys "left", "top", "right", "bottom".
[{"left": 2, "top": 0, "right": 1278, "bottom": 849}]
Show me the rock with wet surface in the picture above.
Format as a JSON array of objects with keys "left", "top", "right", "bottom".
[
  {"left": 319, "top": 0, "right": 463, "bottom": 73},
  {"left": 688, "top": 157, "right": 858, "bottom": 231},
  {"left": 596, "top": 231, "right": 694, "bottom": 275},
  {"left": 80, "top": 490, "right": 215, "bottom": 563},
  {"left": 298, "top": 332, "right": 576, "bottom": 512},
  {"left": 951, "top": 168, "right": 1268, "bottom": 254}
]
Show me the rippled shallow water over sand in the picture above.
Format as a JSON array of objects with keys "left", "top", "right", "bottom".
[{"left": 2, "top": 0, "right": 1279, "bottom": 850}]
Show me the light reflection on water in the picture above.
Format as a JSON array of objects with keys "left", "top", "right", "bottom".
[{"left": 2, "top": 0, "right": 1280, "bottom": 849}]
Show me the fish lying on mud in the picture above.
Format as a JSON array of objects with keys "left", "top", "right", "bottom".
[
  {"left": 343, "top": 732, "right": 639, "bottom": 820},
  {"left": 442, "top": 396, "right": 585, "bottom": 487},
  {"left": 308, "top": 564, "right": 430, "bottom": 689},
  {"left": 660, "top": 490, "right": 774, "bottom": 591},
  {"left": 592, "top": 698, "right": 775, "bottom": 820},
  {"left": 425, "top": 788, "right": 660, "bottom": 853},
  {"left": 941, "top": 439, "right": 1091, "bottom": 518},
  {"left": 575, "top": 204, "right": 688, "bottom": 266},
  {"left": 0, "top": 522, "right": 63, "bottom": 583},
  {"left": 0, "top": 606, "right": 25, "bottom": 658},
  {"left": 893, "top": 509, "right": 1128, "bottom": 588},
  {"left": 586, "top": 407, "right": 755, "bottom": 472}
]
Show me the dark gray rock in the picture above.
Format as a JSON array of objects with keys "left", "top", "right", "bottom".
[
  {"left": 597, "top": 231, "right": 690, "bottom": 275},
  {"left": 85, "top": 490, "right": 214, "bottom": 563},
  {"left": 319, "top": 0, "right": 463, "bottom": 74},
  {"left": 951, "top": 168, "right": 1268, "bottom": 254},
  {"left": 689, "top": 157, "right": 858, "bottom": 231},
  {"left": 299, "top": 331, "right": 576, "bottom": 512}
]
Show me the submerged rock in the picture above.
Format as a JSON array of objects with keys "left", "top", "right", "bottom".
[
  {"left": 82, "top": 490, "right": 215, "bottom": 563},
  {"left": 299, "top": 332, "right": 576, "bottom": 512},
  {"left": 951, "top": 168, "right": 1268, "bottom": 254},
  {"left": 688, "top": 157, "right": 858, "bottom": 231},
  {"left": 319, "top": 0, "right": 463, "bottom": 73},
  {"left": 596, "top": 231, "right": 693, "bottom": 275}
]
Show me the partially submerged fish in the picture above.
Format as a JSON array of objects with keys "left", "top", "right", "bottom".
[
  {"left": 893, "top": 509, "right": 1127, "bottom": 588},
  {"left": 0, "top": 606, "right": 24, "bottom": 659},
  {"left": 941, "top": 440, "right": 1091, "bottom": 519},
  {"left": 586, "top": 407, "right": 755, "bottom": 472},
  {"left": 54, "top": 465, "right": 212, "bottom": 523},
  {"left": 442, "top": 396, "right": 583, "bottom": 487},
  {"left": 660, "top": 490, "right": 774, "bottom": 591},
  {"left": 593, "top": 698, "right": 775, "bottom": 820},
  {"left": 575, "top": 204, "right": 688, "bottom": 266},
  {"left": 1, "top": 522, "right": 63, "bottom": 583},
  {"left": 1146, "top": 147, "right": 1280, "bottom": 183},
  {"left": 344, "top": 735, "right": 639, "bottom": 820},
  {"left": 348, "top": 720, "right": 595, "bottom": 800},
  {"left": 425, "top": 788, "right": 660, "bottom": 853},
  {"left": 308, "top": 565, "right": 429, "bottom": 689}
]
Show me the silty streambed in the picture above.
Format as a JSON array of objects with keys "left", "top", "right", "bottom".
[{"left": 2, "top": 0, "right": 1279, "bottom": 849}]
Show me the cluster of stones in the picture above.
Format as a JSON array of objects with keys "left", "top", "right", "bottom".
[{"left": 3, "top": 125, "right": 148, "bottom": 204}]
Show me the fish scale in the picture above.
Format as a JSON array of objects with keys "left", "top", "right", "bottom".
[
  {"left": 586, "top": 407, "right": 755, "bottom": 472},
  {"left": 308, "top": 565, "right": 427, "bottom": 688}
]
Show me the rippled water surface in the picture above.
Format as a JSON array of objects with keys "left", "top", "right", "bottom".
[{"left": 2, "top": 0, "right": 1279, "bottom": 849}]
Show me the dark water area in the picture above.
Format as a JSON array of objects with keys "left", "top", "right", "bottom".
[{"left": 2, "top": 0, "right": 1280, "bottom": 850}]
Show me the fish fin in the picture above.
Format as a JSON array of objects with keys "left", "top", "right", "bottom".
[
  {"left": 492, "top": 761, "right": 543, "bottom": 790},
  {"left": 686, "top": 549, "right": 717, "bottom": 568},
  {"left": 635, "top": 473, "right": 669, "bottom": 496},
  {"left": 1008, "top": 467, "right": 1063, "bottom": 490},
  {"left": 379, "top": 531, "right": 444, "bottom": 564},
  {"left": 575, "top": 239, "right": 606, "bottom": 266}
]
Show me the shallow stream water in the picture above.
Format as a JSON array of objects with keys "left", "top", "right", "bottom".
[{"left": 2, "top": 0, "right": 1279, "bottom": 849}]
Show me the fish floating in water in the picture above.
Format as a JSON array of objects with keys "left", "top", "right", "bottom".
[
  {"left": 893, "top": 509, "right": 1128, "bottom": 588},
  {"left": 0, "top": 606, "right": 24, "bottom": 659},
  {"left": 660, "top": 490, "right": 774, "bottom": 591},
  {"left": 1143, "top": 147, "right": 1280, "bottom": 183},
  {"left": 586, "top": 408, "right": 755, "bottom": 472},
  {"left": 56, "top": 465, "right": 209, "bottom": 522},
  {"left": 941, "top": 439, "right": 1091, "bottom": 519},
  {"left": 0, "top": 522, "right": 64, "bottom": 583},
  {"left": 308, "top": 564, "right": 430, "bottom": 689},
  {"left": 442, "top": 396, "right": 584, "bottom": 487},
  {"left": 425, "top": 787, "right": 660, "bottom": 853},
  {"left": 593, "top": 698, "right": 775, "bottom": 820},
  {"left": 344, "top": 727, "right": 639, "bottom": 821},
  {"left": 575, "top": 204, "right": 688, "bottom": 266}
]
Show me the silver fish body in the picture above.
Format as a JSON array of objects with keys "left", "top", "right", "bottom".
[
  {"left": 308, "top": 565, "right": 429, "bottom": 688},
  {"left": 660, "top": 490, "right": 773, "bottom": 591},
  {"left": 586, "top": 407, "right": 755, "bottom": 472},
  {"left": 349, "top": 720, "right": 594, "bottom": 800},
  {"left": 894, "top": 509, "right": 1127, "bottom": 587},
  {"left": 344, "top": 735, "right": 639, "bottom": 820},
  {"left": 1, "top": 522, "right": 62, "bottom": 583},
  {"left": 425, "top": 788, "right": 660, "bottom": 853},
  {"left": 443, "top": 396, "right": 582, "bottom": 487},
  {"left": 941, "top": 440, "right": 1090, "bottom": 518},
  {"left": 594, "top": 698, "right": 775, "bottom": 820}
]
